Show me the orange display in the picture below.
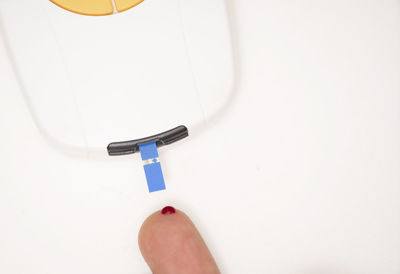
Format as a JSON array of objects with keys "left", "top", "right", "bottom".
[
  {"left": 114, "top": 0, "right": 144, "bottom": 12},
  {"left": 50, "top": 0, "right": 144, "bottom": 16}
]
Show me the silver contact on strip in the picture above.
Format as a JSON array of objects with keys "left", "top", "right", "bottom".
[{"left": 142, "top": 157, "right": 160, "bottom": 166}]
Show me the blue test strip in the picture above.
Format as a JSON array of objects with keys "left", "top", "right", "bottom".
[{"left": 139, "top": 142, "right": 166, "bottom": 192}]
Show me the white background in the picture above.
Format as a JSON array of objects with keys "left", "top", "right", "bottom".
[{"left": 1, "top": 0, "right": 400, "bottom": 273}]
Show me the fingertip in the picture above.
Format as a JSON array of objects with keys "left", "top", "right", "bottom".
[{"left": 139, "top": 206, "right": 219, "bottom": 274}]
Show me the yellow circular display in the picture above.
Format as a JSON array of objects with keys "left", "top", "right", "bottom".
[{"left": 50, "top": 0, "right": 144, "bottom": 16}]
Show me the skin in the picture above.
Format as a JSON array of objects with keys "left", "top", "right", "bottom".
[{"left": 138, "top": 208, "right": 220, "bottom": 274}]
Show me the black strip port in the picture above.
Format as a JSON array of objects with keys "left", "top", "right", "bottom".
[{"left": 107, "top": 125, "right": 188, "bottom": 156}]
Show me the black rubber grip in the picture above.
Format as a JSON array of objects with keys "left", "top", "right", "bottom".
[{"left": 107, "top": 125, "right": 188, "bottom": 156}]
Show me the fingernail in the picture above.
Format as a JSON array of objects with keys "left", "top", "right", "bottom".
[{"left": 161, "top": 206, "right": 176, "bottom": 215}]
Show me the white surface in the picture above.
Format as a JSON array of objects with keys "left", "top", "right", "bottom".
[
  {"left": 0, "top": 0, "right": 233, "bottom": 153},
  {"left": 1, "top": 0, "right": 400, "bottom": 273}
]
